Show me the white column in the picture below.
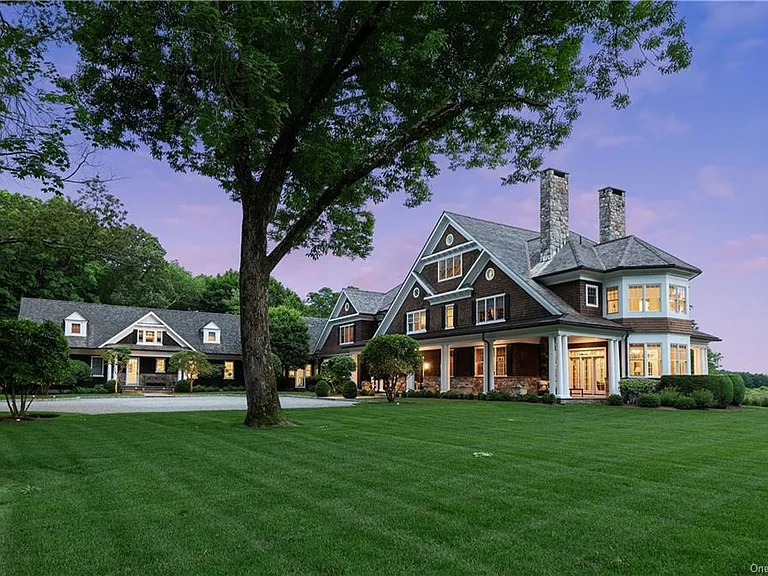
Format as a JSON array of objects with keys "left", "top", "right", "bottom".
[
  {"left": 177, "top": 369, "right": 183, "bottom": 381},
  {"left": 112, "top": 360, "right": 118, "bottom": 382},
  {"left": 486, "top": 340, "right": 495, "bottom": 392},
  {"left": 483, "top": 341, "right": 492, "bottom": 393},
  {"left": 701, "top": 348, "right": 709, "bottom": 375},
  {"left": 620, "top": 340, "right": 627, "bottom": 378},
  {"left": 406, "top": 373, "right": 415, "bottom": 391},
  {"left": 440, "top": 344, "right": 450, "bottom": 393},
  {"left": 548, "top": 335, "right": 557, "bottom": 395},
  {"left": 557, "top": 334, "right": 571, "bottom": 398},
  {"left": 608, "top": 339, "right": 620, "bottom": 395}
]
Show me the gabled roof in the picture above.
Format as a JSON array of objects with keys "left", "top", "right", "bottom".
[
  {"left": 378, "top": 284, "right": 401, "bottom": 313},
  {"left": 306, "top": 317, "right": 327, "bottom": 351},
  {"left": 343, "top": 287, "right": 390, "bottom": 315}
]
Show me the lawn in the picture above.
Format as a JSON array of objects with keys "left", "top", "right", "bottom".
[{"left": 1, "top": 401, "right": 766, "bottom": 575}]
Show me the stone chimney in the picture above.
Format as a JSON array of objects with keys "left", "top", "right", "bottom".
[
  {"left": 540, "top": 168, "right": 570, "bottom": 262},
  {"left": 598, "top": 187, "right": 626, "bottom": 243}
]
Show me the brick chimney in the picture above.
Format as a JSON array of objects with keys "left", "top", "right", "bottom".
[
  {"left": 598, "top": 187, "right": 626, "bottom": 243},
  {"left": 540, "top": 168, "right": 569, "bottom": 262}
]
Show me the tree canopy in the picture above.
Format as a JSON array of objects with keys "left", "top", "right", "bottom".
[
  {"left": 268, "top": 306, "right": 310, "bottom": 373},
  {"left": 361, "top": 334, "right": 422, "bottom": 403},
  {"left": 305, "top": 287, "right": 340, "bottom": 318}
]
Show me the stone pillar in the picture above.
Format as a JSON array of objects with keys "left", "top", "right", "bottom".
[
  {"left": 548, "top": 335, "right": 557, "bottom": 395},
  {"left": 599, "top": 187, "right": 627, "bottom": 243},
  {"left": 540, "top": 168, "right": 570, "bottom": 262},
  {"left": 440, "top": 344, "right": 450, "bottom": 393},
  {"left": 406, "top": 374, "right": 415, "bottom": 391},
  {"left": 608, "top": 339, "right": 620, "bottom": 395},
  {"left": 557, "top": 334, "right": 571, "bottom": 398}
]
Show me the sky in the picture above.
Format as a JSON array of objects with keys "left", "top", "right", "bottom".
[{"left": 2, "top": 2, "right": 767, "bottom": 372}]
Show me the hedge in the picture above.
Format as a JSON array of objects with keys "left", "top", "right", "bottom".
[
  {"left": 619, "top": 378, "right": 656, "bottom": 404},
  {"left": 726, "top": 373, "right": 746, "bottom": 406},
  {"left": 659, "top": 375, "right": 733, "bottom": 408}
]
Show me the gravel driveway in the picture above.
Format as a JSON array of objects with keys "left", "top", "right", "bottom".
[{"left": 29, "top": 394, "right": 356, "bottom": 415}]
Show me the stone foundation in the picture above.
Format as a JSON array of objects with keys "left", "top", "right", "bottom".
[
  {"left": 420, "top": 375, "right": 440, "bottom": 390},
  {"left": 494, "top": 376, "right": 548, "bottom": 395},
  {"left": 450, "top": 376, "right": 483, "bottom": 394}
]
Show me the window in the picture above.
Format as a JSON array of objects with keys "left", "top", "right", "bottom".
[
  {"left": 65, "top": 318, "right": 87, "bottom": 336},
  {"left": 445, "top": 233, "right": 454, "bottom": 246},
  {"left": 206, "top": 330, "right": 220, "bottom": 343},
  {"left": 476, "top": 294, "right": 505, "bottom": 324},
  {"left": 494, "top": 345, "right": 507, "bottom": 377},
  {"left": 90, "top": 356, "right": 104, "bottom": 377},
  {"left": 646, "top": 344, "right": 661, "bottom": 377},
  {"left": 691, "top": 347, "right": 705, "bottom": 375},
  {"left": 339, "top": 324, "right": 354, "bottom": 344},
  {"left": 137, "top": 329, "right": 163, "bottom": 345},
  {"left": 629, "top": 344, "right": 645, "bottom": 377},
  {"left": 630, "top": 343, "right": 662, "bottom": 377},
  {"left": 669, "top": 285, "right": 687, "bottom": 314},
  {"left": 485, "top": 267, "right": 495, "bottom": 281},
  {"left": 70, "top": 323, "right": 82, "bottom": 334},
  {"left": 224, "top": 361, "right": 235, "bottom": 380},
  {"left": 438, "top": 254, "right": 462, "bottom": 282},
  {"left": 344, "top": 302, "right": 350, "bottom": 312},
  {"left": 606, "top": 286, "right": 619, "bottom": 314},
  {"left": 474, "top": 347, "right": 484, "bottom": 377},
  {"left": 155, "top": 358, "right": 166, "bottom": 373},
  {"left": 445, "top": 304, "right": 455, "bottom": 330},
  {"left": 586, "top": 284, "right": 599, "bottom": 308},
  {"left": 629, "top": 284, "right": 661, "bottom": 313},
  {"left": 406, "top": 310, "right": 427, "bottom": 334},
  {"left": 412, "top": 287, "right": 420, "bottom": 298},
  {"left": 670, "top": 344, "right": 688, "bottom": 375}
]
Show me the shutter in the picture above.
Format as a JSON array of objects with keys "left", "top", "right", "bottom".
[
  {"left": 425, "top": 308, "right": 430, "bottom": 332},
  {"left": 471, "top": 299, "right": 476, "bottom": 325},
  {"left": 403, "top": 313, "right": 407, "bottom": 334},
  {"left": 505, "top": 293, "right": 511, "bottom": 321},
  {"left": 352, "top": 324, "right": 356, "bottom": 343}
]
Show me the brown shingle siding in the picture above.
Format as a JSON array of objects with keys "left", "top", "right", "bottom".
[
  {"left": 616, "top": 317, "right": 694, "bottom": 334},
  {"left": 332, "top": 296, "right": 357, "bottom": 318},
  {"left": 421, "top": 249, "right": 479, "bottom": 293},
  {"left": 433, "top": 225, "right": 468, "bottom": 253},
  {"left": 549, "top": 280, "right": 603, "bottom": 316},
  {"left": 317, "top": 319, "right": 378, "bottom": 356}
]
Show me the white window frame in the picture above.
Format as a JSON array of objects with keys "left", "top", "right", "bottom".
[
  {"left": 476, "top": 294, "right": 505, "bottom": 325},
  {"left": 406, "top": 310, "right": 427, "bottom": 335},
  {"left": 65, "top": 318, "right": 87, "bottom": 337},
  {"left": 670, "top": 344, "right": 689, "bottom": 375},
  {"left": 137, "top": 329, "right": 163, "bottom": 346},
  {"left": 339, "top": 324, "right": 355, "bottom": 345},
  {"left": 445, "top": 304, "right": 455, "bottom": 330},
  {"left": 474, "top": 346, "right": 484, "bottom": 377},
  {"left": 669, "top": 284, "right": 688, "bottom": 315},
  {"left": 90, "top": 356, "right": 104, "bottom": 377},
  {"left": 155, "top": 358, "right": 166, "bottom": 373},
  {"left": 494, "top": 345, "right": 507, "bottom": 377},
  {"left": 605, "top": 285, "right": 620, "bottom": 315},
  {"left": 585, "top": 284, "right": 599, "bottom": 308},
  {"left": 629, "top": 284, "right": 661, "bottom": 313},
  {"left": 224, "top": 361, "right": 235, "bottom": 380},
  {"left": 629, "top": 343, "right": 662, "bottom": 377},
  {"left": 205, "top": 329, "right": 221, "bottom": 344},
  {"left": 437, "top": 254, "right": 463, "bottom": 282}
]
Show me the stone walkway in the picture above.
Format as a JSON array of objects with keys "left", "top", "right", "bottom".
[{"left": 30, "top": 394, "right": 355, "bottom": 414}]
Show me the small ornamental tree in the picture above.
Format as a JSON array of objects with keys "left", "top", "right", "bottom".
[
  {"left": 169, "top": 350, "right": 219, "bottom": 392},
  {"left": 361, "top": 335, "right": 422, "bottom": 403},
  {"left": 102, "top": 346, "right": 131, "bottom": 393},
  {"left": 0, "top": 319, "right": 70, "bottom": 419},
  {"left": 320, "top": 355, "right": 357, "bottom": 393},
  {"left": 67, "top": 359, "right": 92, "bottom": 390}
]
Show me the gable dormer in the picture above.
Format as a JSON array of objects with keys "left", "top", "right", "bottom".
[
  {"left": 202, "top": 321, "right": 221, "bottom": 344},
  {"left": 64, "top": 312, "right": 87, "bottom": 337}
]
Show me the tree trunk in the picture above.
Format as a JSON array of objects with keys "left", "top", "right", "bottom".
[{"left": 241, "top": 188, "right": 285, "bottom": 427}]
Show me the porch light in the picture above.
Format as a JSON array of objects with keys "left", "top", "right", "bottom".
[{"left": 423, "top": 362, "right": 431, "bottom": 371}]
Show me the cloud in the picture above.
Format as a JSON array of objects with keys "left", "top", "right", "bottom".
[
  {"left": 695, "top": 165, "right": 736, "bottom": 199},
  {"left": 639, "top": 110, "right": 691, "bottom": 138},
  {"left": 723, "top": 256, "right": 768, "bottom": 272},
  {"left": 701, "top": 3, "right": 768, "bottom": 36},
  {"left": 725, "top": 233, "right": 768, "bottom": 250},
  {"left": 179, "top": 204, "right": 222, "bottom": 216}
]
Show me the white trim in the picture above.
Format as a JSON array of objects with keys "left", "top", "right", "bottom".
[
  {"left": 201, "top": 321, "right": 222, "bottom": 345},
  {"left": 420, "top": 241, "right": 478, "bottom": 264},
  {"left": 313, "top": 312, "right": 363, "bottom": 353},
  {"left": 137, "top": 328, "right": 164, "bottom": 346},
  {"left": 604, "top": 285, "right": 620, "bottom": 315},
  {"left": 99, "top": 311, "right": 195, "bottom": 349},
  {"left": 406, "top": 309, "right": 427, "bottom": 335},
  {"left": 445, "top": 233, "right": 454, "bottom": 246},
  {"left": 458, "top": 250, "right": 490, "bottom": 288},
  {"left": 425, "top": 286, "right": 473, "bottom": 305},
  {"left": 444, "top": 303, "right": 455, "bottom": 330},
  {"left": 411, "top": 272, "right": 435, "bottom": 296},
  {"left": 90, "top": 356, "right": 104, "bottom": 377},
  {"left": 339, "top": 323, "right": 355, "bottom": 346},
  {"left": 475, "top": 293, "right": 506, "bottom": 326},
  {"left": 585, "top": 284, "right": 599, "bottom": 308},
  {"left": 65, "top": 312, "right": 88, "bottom": 337}
]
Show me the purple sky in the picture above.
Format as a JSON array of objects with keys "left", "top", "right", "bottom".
[{"left": 2, "top": 3, "right": 767, "bottom": 372}]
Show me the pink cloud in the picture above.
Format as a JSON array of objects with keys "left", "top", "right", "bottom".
[{"left": 722, "top": 256, "right": 768, "bottom": 272}]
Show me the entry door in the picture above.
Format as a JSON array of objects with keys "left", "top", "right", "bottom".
[{"left": 126, "top": 358, "right": 139, "bottom": 385}]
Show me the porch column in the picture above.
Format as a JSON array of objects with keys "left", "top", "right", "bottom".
[
  {"left": 608, "top": 339, "right": 620, "bottom": 396},
  {"left": 112, "top": 360, "right": 118, "bottom": 382},
  {"left": 177, "top": 369, "right": 183, "bottom": 381},
  {"left": 548, "top": 335, "right": 557, "bottom": 395},
  {"left": 557, "top": 334, "right": 571, "bottom": 398},
  {"left": 485, "top": 339, "right": 494, "bottom": 393},
  {"left": 406, "top": 373, "right": 415, "bottom": 391},
  {"left": 701, "top": 348, "right": 709, "bottom": 375},
  {"left": 440, "top": 344, "right": 450, "bottom": 393}
]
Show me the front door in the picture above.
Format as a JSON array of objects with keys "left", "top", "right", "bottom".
[
  {"left": 126, "top": 358, "right": 139, "bottom": 385},
  {"left": 569, "top": 348, "right": 607, "bottom": 394}
]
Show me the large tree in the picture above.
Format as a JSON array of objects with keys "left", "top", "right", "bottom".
[
  {"left": 65, "top": 1, "right": 691, "bottom": 426},
  {"left": 305, "top": 287, "right": 340, "bottom": 319}
]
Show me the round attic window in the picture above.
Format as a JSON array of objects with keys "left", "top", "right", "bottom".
[
  {"left": 485, "top": 267, "right": 496, "bottom": 281},
  {"left": 413, "top": 287, "right": 420, "bottom": 298},
  {"left": 445, "top": 233, "right": 454, "bottom": 246},
  {"left": 344, "top": 302, "right": 350, "bottom": 312}
]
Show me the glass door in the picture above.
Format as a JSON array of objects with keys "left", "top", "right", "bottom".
[{"left": 126, "top": 358, "right": 139, "bottom": 385}]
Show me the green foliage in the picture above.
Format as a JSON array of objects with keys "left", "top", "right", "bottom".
[
  {"left": 744, "top": 388, "right": 768, "bottom": 407},
  {"left": 269, "top": 306, "right": 310, "bottom": 372},
  {"left": 540, "top": 393, "right": 556, "bottom": 405},
  {"left": 659, "top": 375, "right": 733, "bottom": 408},
  {"left": 0, "top": 319, "right": 70, "bottom": 418},
  {"left": 673, "top": 395, "right": 696, "bottom": 410},
  {"left": 67, "top": 360, "right": 92, "bottom": 389},
  {"left": 270, "top": 353, "right": 282, "bottom": 380},
  {"left": 102, "top": 346, "right": 130, "bottom": 393},
  {"left": 341, "top": 380, "right": 358, "bottom": 399},
  {"left": 637, "top": 393, "right": 661, "bottom": 408},
  {"left": 619, "top": 378, "right": 657, "bottom": 404},
  {"left": 487, "top": 390, "right": 512, "bottom": 402},
  {"left": 174, "top": 380, "right": 190, "bottom": 393},
  {"left": 607, "top": 394, "right": 624, "bottom": 406},
  {"left": 361, "top": 335, "right": 422, "bottom": 403},
  {"left": 726, "top": 373, "right": 746, "bottom": 406},
  {"left": 707, "top": 347, "right": 723, "bottom": 374},
  {"left": 320, "top": 355, "right": 357, "bottom": 393},
  {"left": 737, "top": 372, "right": 768, "bottom": 389},
  {"left": 169, "top": 350, "right": 219, "bottom": 392},
  {"left": 104, "top": 380, "right": 120, "bottom": 395},
  {"left": 304, "top": 375, "right": 322, "bottom": 393},
  {"left": 315, "top": 382, "right": 331, "bottom": 398},
  {"left": 691, "top": 389, "right": 714, "bottom": 409},
  {"left": 304, "top": 287, "right": 339, "bottom": 318},
  {"left": 521, "top": 393, "right": 539, "bottom": 403},
  {"left": 658, "top": 387, "right": 681, "bottom": 407}
]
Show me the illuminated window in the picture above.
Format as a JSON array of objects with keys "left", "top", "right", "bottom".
[
  {"left": 669, "top": 285, "right": 687, "bottom": 314},
  {"left": 64, "top": 314, "right": 87, "bottom": 336},
  {"left": 606, "top": 286, "right": 619, "bottom": 314},
  {"left": 629, "top": 344, "right": 645, "bottom": 377},
  {"left": 494, "top": 345, "right": 506, "bottom": 377},
  {"left": 646, "top": 344, "right": 661, "bottom": 376},
  {"left": 670, "top": 344, "right": 688, "bottom": 375},
  {"left": 630, "top": 343, "right": 662, "bottom": 377},
  {"left": 476, "top": 295, "right": 505, "bottom": 324},
  {"left": 406, "top": 310, "right": 427, "bottom": 334},
  {"left": 155, "top": 358, "right": 166, "bottom": 373},
  {"left": 224, "top": 361, "right": 235, "bottom": 380},
  {"left": 474, "top": 347, "right": 484, "bottom": 377},
  {"left": 629, "top": 284, "right": 661, "bottom": 313},
  {"left": 438, "top": 255, "right": 462, "bottom": 282},
  {"left": 71, "top": 323, "right": 82, "bottom": 334},
  {"left": 137, "top": 329, "right": 163, "bottom": 345},
  {"left": 445, "top": 304, "right": 455, "bottom": 329},
  {"left": 339, "top": 324, "right": 354, "bottom": 344},
  {"left": 586, "top": 284, "right": 599, "bottom": 308}
]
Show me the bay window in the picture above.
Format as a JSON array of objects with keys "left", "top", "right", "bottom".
[
  {"left": 606, "top": 286, "right": 619, "bottom": 314},
  {"left": 476, "top": 294, "right": 505, "bottom": 324},
  {"left": 670, "top": 344, "right": 688, "bottom": 375},
  {"left": 629, "top": 284, "right": 661, "bottom": 313},
  {"left": 406, "top": 310, "right": 427, "bottom": 334},
  {"left": 629, "top": 343, "right": 662, "bottom": 377},
  {"left": 669, "top": 285, "right": 687, "bottom": 314},
  {"left": 437, "top": 255, "right": 462, "bottom": 281}
]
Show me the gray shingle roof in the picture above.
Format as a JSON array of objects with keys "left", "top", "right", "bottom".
[
  {"left": 344, "top": 285, "right": 402, "bottom": 315},
  {"left": 306, "top": 317, "right": 327, "bottom": 351},
  {"left": 379, "top": 284, "right": 401, "bottom": 312}
]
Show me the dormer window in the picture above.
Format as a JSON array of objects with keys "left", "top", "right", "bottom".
[
  {"left": 137, "top": 329, "right": 163, "bottom": 345},
  {"left": 202, "top": 322, "right": 221, "bottom": 344},
  {"left": 64, "top": 313, "right": 87, "bottom": 337}
]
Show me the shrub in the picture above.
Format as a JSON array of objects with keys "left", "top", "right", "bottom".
[
  {"left": 304, "top": 375, "right": 321, "bottom": 392},
  {"left": 659, "top": 375, "right": 733, "bottom": 408},
  {"left": 619, "top": 378, "right": 656, "bottom": 404},
  {"left": 423, "top": 389, "right": 435, "bottom": 399},
  {"left": 607, "top": 394, "right": 624, "bottom": 406},
  {"left": 673, "top": 395, "right": 696, "bottom": 410},
  {"left": 315, "top": 381, "right": 331, "bottom": 397},
  {"left": 92, "top": 385, "right": 108, "bottom": 394},
  {"left": 442, "top": 391, "right": 459, "bottom": 400},
  {"left": 727, "top": 373, "right": 746, "bottom": 406},
  {"left": 637, "top": 393, "right": 661, "bottom": 408},
  {"left": 465, "top": 392, "right": 476, "bottom": 400},
  {"left": 541, "top": 393, "right": 556, "bottom": 404},
  {"left": 477, "top": 392, "right": 487, "bottom": 401},
  {"left": 691, "top": 388, "right": 715, "bottom": 409},
  {"left": 658, "top": 387, "right": 681, "bottom": 407},
  {"left": 341, "top": 380, "right": 358, "bottom": 399},
  {"left": 744, "top": 387, "right": 768, "bottom": 406},
  {"left": 175, "top": 379, "right": 190, "bottom": 393},
  {"left": 358, "top": 388, "right": 375, "bottom": 397},
  {"left": 521, "top": 393, "right": 539, "bottom": 403},
  {"left": 487, "top": 390, "right": 512, "bottom": 402},
  {"left": 104, "top": 379, "right": 120, "bottom": 394}
]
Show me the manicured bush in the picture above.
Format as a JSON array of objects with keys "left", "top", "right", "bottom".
[
  {"left": 477, "top": 392, "right": 487, "bottom": 401},
  {"left": 304, "top": 375, "right": 321, "bottom": 392},
  {"left": 521, "top": 393, "right": 539, "bottom": 403},
  {"left": 727, "top": 373, "right": 746, "bottom": 406},
  {"left": 486, "top": 390, "right": 512, "bottom": 402},
  {"left": 691, "top": 388, "right": 715, "bottom": 409},
  {"left": 540, "top": 393, "right": 556, "bottom": 404},
  {"left": 659, "top": 375, "right": 733, "bottom": 408},
  {"left": 673, "top": 395, "right": 696, "bottom": 410},
  {"left": 619, "top": 378, "right": 656, "bottom": 404},
  {"left": 174, "top": 380, "right": 189, "bottom": 393},
  {"left": 341, "top": 380, "right": 358, "bottom": 399},
  {"left": 315, "top": 381, "right": 331, "bottom": 397},
  {"left": 658, "top": 387, "right": 681, "bottom": 407},
  {"left": 637, "top": 393, "right": 661, "bottom": 408},
  {"left": 607, "top": 394, "right": 624, "bottom": 406}
]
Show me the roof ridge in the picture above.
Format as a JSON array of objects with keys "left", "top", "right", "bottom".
[
  {"left": 445, "top": 211, "right": 538, "bottom": 236},
  {"left": 20, "top": 297, "right": 238, "bottom": 318},
  {"left": 568, "top": 238, "right": 584, "bottom": 267}
]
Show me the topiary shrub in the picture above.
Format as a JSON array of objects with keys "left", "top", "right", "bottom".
[
  {"left": 691, "top": 388, "right": 714, "bottom": 409},
  {"left": 727, "top": 373, "right": 745, "bottom": 406},
  {"left": 660, "top": 375, "right": 733, "bottom": 408},
  {"left": 637, "top": 393, "right": 661, "bottom": 408},
  {"left": 541, "top": 393, "right": 556, "bottom": 404},
  {"left": 341, "top": 380, "right": 357, "bottom": 399},
  {"left": 607, "top": 394, "right": 624, "bottom": 406},
  {"left": 304, "top": 375, "right": 321, "bottom": 392},
  {"left": 619, "top": 378, "right": 657, "bottom": 404},
  {"left": 315, "top": 381, "right": 331, "bottom": 397},
  {"left": 658, "top": 387, "right": 681, "bottom": 407},
  {"left": 673, "top": 395, "right": 696, "bottom": 410}
]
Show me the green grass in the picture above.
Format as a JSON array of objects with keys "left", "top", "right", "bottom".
[{"left": 1, "top": 401, "right": 767, "bottom": 575}]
